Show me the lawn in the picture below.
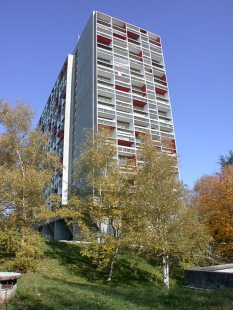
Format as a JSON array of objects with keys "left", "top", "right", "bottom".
[{"left": 6, "top": 241, "right": 233, "bottom": 310}]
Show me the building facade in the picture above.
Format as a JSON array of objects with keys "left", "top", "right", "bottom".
[{"left": 38, "top": 11, "right": 178, "bottom": 239}]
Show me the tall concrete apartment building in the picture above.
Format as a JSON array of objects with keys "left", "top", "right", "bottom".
[{"left": 39, "top": 12, "right": 178, "bottom": 239}]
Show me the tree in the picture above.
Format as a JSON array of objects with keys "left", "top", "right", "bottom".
[
  {"left": 0, "top": 99, "right": 61, "bottom": 272},
  {"left": 219, "top": 150, "right": 233, "bottom": 168},
  {"left": 71, "top": 127, "right": 133, "bottom": 281},
  {"left": 194, "top": 165, "right": 233, "bottom": 258},
  {"left": 126, "top": 134, "right": 210, "bottom": 288},
  {"left": 70, "top": 129, "right": 209, "bottom": 286}
]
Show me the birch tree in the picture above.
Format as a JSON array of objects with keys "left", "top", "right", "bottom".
[
  {"left": 126, "top": 134, "right": 210, "bottom": 288},
  {"left": 0, "top": 99, "right": 61, "bottom": 271},
  {"left": 72, "top": 127, "right": 133, "bottom": 281}
]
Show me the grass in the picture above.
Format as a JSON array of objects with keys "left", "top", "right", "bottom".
[{"left": 4, "top": 241, "right": 233, "bottom": 310}]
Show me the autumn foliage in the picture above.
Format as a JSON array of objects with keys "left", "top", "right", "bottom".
[{"left": 194, "top": 165, "right": 233, "bottom": 257}]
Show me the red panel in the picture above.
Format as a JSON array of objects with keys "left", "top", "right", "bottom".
[
  {"left": 140, "top": 29, "right": 147, "bottom": 34},
  {"left": 115, "top": 84, "right": 130, "bottom": 92},
  {"left": 155, "top": 87, "right": 167, "bottom": 95},
  {"left": 113, "top": 33, "right": 126, "bottom": 40},
  {"left": 97, "top": 35, "right": 111, "bottom": 45},
  {"left": 141, "top": 85, "right": 146, "bottom": 92},
  {"left": 138, "top": 51, "right": 143, "bottom": 58},
  {"left": 161, "top": 75, "right": 167, "bottom": 82},
  {"left": 133, "top": 99, "right": 146, "bottom": 106},
  {"left": 118, "top": 139, "right": 133, "bottom": 146},
  {"left": 156, "top": 37, "right": 161, "bottom": 46},
  {"left": 135, "top": 131, "right": 146, "bottom": 136},
  {"left": 127, "top": 31, "right": 139, "bottom": 40}
]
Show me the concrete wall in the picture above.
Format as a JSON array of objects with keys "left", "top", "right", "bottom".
[
  {"left": 184, "top": 264, "right": 233, "bottom": 290},
  {"left": 75, "top": 12, "right": 96, "bottom": 157}
]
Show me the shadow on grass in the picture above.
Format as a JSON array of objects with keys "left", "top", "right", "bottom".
[
  {"left": 12, "top": 273, "right": 233, "bottom": 310},
  {"left": 44, "top": 241, "right": 162, "bottom": 287}
]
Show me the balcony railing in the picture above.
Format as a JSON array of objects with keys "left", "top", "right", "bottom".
[
  {"left": 134, "top": 126, "right": 149, "bottom": 133},
  {"left": 130, "top": 70, "right": 144, "bottom": 78},
  {"left": 156, "top": 102, "right": 170, "bottom": 109},
  {"left": 98, "top": 100, "right": 114, "bottom": 107},
  {"left": 117, "top": 135, "right": 135, "bottom": 142},
  {"left": 113, "top": 25, "right": 126, "bottom": 33},
  {"left": 149, "top": 39, "right": 161, "bottom": 47},
  {"left": 97, "top": 43, "right": 112, "bottom": 51},
  {"left": 97, "top": 24, "right": 112, "bottom": 32},
  {"left": 134, "top": 116, "right": 149, "bottom": 122},
  {"left": 152, "top": 62, "right": 164, "bottom": 70},
  {"left": 117, "top": 111, "right": 133, "bottom": 119},
  {"left": 97, "top": 67, "right": 114, "bottom": 74},
  {"left": 97, "top": 60, "right": 112, "bottom": 68},
  {"left": 116, "top": 100, "right": 132, "bottom": 109},
  {"left": 98, "top": 118, "right": 116, "bottom": 127},
  {"left": 98, "top": 86, "right": 114, "bottom": 93},
  {"left": 97, "top": 19, "right": 111, "bottom": 27},
  {"left": 118, "top": 146, "right": 135, "bottom": 154},
  {"left": 97, "top": 79, "right": 114, "bottom": 87},
  {"left": 98, "top": 108, "right": 115, "bottom": 115},
  {"left": 132, "top": 89, "right": 146, "bottom": 97},
  {"left": 128, "top": 38, "right": 140, "bottom": 45}
]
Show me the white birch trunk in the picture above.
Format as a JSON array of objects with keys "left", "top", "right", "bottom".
[
  {"left": 163, "top": 255, "right": 169, "bottom": 289},
  {"left": 106, "top": 247, "right": 118, "bottom": 281}
]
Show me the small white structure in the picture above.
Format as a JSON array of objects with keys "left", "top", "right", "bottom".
[{"left": 0, "top": 272, "right": 21, "bottom": 305}]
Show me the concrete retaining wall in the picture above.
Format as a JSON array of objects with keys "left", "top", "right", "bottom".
[{"left": 184, "top": 264, "right": 233, "bottom": 290}]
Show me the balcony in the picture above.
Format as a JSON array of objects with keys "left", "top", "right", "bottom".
[
  {"left": 97, "top": 19, "right": 111, "bottom": 27},
  {"left": 128, "top": 38, "right": 140, "bottom": 46},
  {"left": 116, "top": 100, "right": 132, "bottom": 112},
  {"left": 97, "top": 62, "right": 113, "bottom": 69},
  {"left": 149, "top": 39, "right": 161, "bottom": 47},
  {"left": 117, "top": 111, "right": 133, "bottom": 121},
  {"left": 134, "top": 116, "right": 149, "bottom": 127},
  {"left": 117, "top": 134, "right": 135, "bottom": 146},
  {"left": 98, "top": 107, "right": 115, "bottom": 120},
  {"left": 132, "top": 89, "right": 146, "bottom": 97},
  {"left": 98, "top": 85, "right": 114, "bottom": 94},
  {"left": 98, "top": 118, "right": 116, "bottom": 128},
  {"left": 113, "top": 24, "right": 126, "bottom": 33},
  {"left": 152, "top": 61, "right": 164, "bottom": 71},
  {"left": 130, "top": 70, "right": 144, "bottom": 78},
  {"left": 97, "top": 23, "right": 112, "bottom": 33},
  {"left": 160, "top": 133, "right": 175, "bottom": 141},
  {"left": 154, "top": 76, "right": 167, "bottom": 88},
  {"left": 97, "top": 42, "right": 112, "bottom": 51},
  {"left": 129, "top": 52, "right": 143, "bottom": 62},
  {"left": 118, "top": 146, "right": 135, "bottom": 155},
  {"left": 134, "top": 126, "right": 150, "bottom": 135},
  {"left": 97, "top": 78, "right": 114, "bottom": 88}
]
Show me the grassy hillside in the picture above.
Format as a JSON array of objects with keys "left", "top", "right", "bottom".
[{"left": 7, "top": 241, "right": 233, "bottom": 310}]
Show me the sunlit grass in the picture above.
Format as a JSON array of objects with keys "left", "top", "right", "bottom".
[{"left": 7, "top": 241, "right": 233, "bottom": 310}]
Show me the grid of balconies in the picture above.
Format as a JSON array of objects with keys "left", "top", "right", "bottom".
[
  {"left": 95, "top": 12, "right": 176, "bottom": 161},
  {"left": 39, "top": 60, "right": 69, "bottom": 196}
]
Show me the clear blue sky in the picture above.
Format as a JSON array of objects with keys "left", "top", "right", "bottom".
[{"left": 1, "top": 0, "right": 233, "bottom": 188}]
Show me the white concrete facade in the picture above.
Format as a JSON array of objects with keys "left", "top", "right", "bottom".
[{"left": 39, "top": 11, "right": 178, "bottom": 211}]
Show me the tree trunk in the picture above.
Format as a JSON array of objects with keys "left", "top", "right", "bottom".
[
  {"left": 163, "top": 255, "right": 169, "bottom": 289},
  {"left": 106, "top": 247, "right": 118, "bottom": 281}
]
